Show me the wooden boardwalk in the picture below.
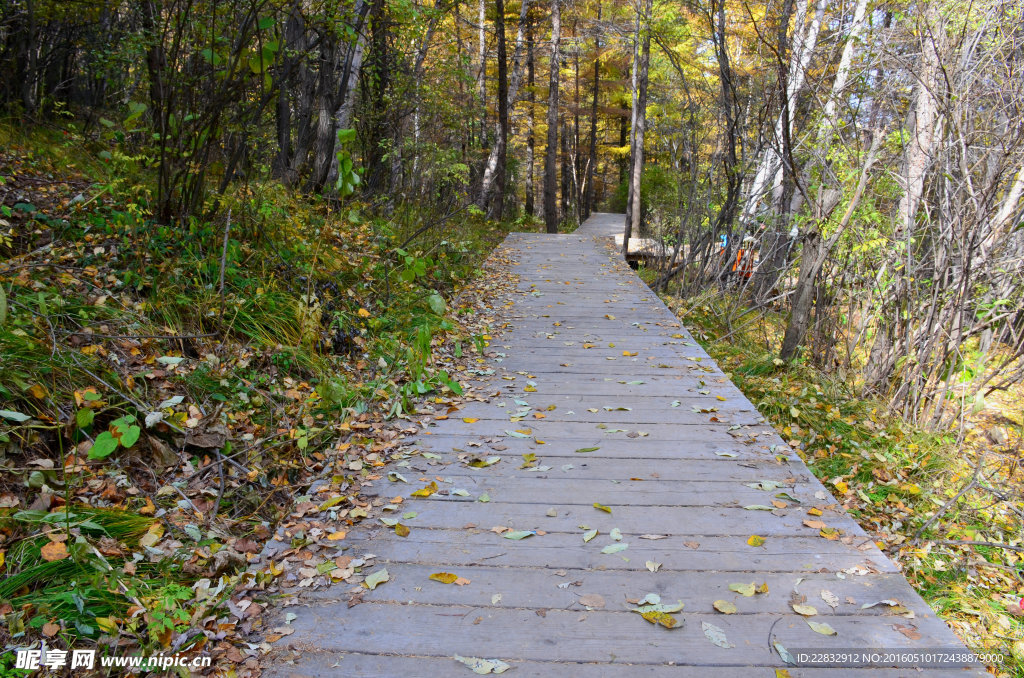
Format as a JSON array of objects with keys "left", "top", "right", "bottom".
[{"left": 266, "top": 214, "right": 983, "bottom": 676}]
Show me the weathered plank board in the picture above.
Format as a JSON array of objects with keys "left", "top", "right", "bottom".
[{"left": 263, "top": 213, "right": 983, "bottom": 676}]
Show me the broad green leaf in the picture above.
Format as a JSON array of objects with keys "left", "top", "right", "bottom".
[
  {"left": 0, "top": 409, "right": 31, "bottom": 422},
  {"left": 503, "top": 530, "right": 535, "bottom": 540},
  {"left": 76, "top": 408, "right": 95, "bottom": 428},
  {"left": 119, "top": 425, "right": 141, "bottom": 448},
  {"left": 427, "top": 293, "right": 447, "bottom": 315},
  {"left": 601, "top": 543, "right": 628, "bottom": 554},
  {"left": 88, "top": 431, "right": 119, "bottom": 459}
]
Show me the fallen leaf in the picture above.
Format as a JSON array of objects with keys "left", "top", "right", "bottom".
[
  {"left": 430, "top": 572, "right": 463, "bottom": 587},
  {"left": 453, "top": 655, "right": 511, "bottom": 674},
  {"left": 893, "top": 623, "right": 921, "bottom": 640},
  {"left": 40, "top": 541, "right": 69, "bottom": 562},
  {"left": 463, "top": 417, "right": 479, "bottom": 423},
  {"left": 575, "top": 446, "right": 599, "bottom": 453},
  {"left": 638, "top": 610, "right": 678, "bottom": 628},
  {"left": 327, "top": 531, "right": 348, "bottom": 541},
  {"left": 394, "top": 523, "right": 410, "bottom": 537},
  {"left": 821, "top": 590, "right": 839, "bottom": 609},
  {"left": 774, "top": 642, "right": 796, "bottom": 665},
  {"left": 807, "top": 620, "right": 837, "bottom": 635},
  {"left": 364, "top": 568, "right": 389, "bottom": 590},
  {"left": 792, "top": 604, "right": 817, "bottom": 616},
  {"left": 503, "top": 530, "right": 536, "bottom": 540},
  {"left": 640, "top": 534, "right": 667, "bottom": 540},
  {"left": 645, "top": 561, "right": 661, "bottom": 572},
  {"left": 747, "top": 535, "right": 766, "bottom": 547},
  {"left": 601, "top": 543, "right": 628, "bottom": 554},
  {"left": 744, "top": 505, "right": 775, "bottom": 511},
  {"left": 713, "top": 600, "right": 737, "bottom": 614},
  {"left": 593, "top": 502, "right": 612, "bottom": 514},
  {"left": 729, "top": 582, "right": 755, "bottom": 597},
  {"left": 411, "top": 481, "right": 439, "bottom": 497},
  {"left": 702, "top": 621, "right": 734, "bottom": 648}
]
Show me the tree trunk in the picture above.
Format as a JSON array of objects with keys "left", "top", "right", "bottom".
[
  {"left": 543, "top": 0, "right": 561, "bottom": 233},
  {"left": 478, "top": 0, "right": 532, "bottom": 215},
  {"left": 623, "top": 0, "right": 652, "bottom": 254},
  {"left": 525, "top": 19, "right": 536, "bottom": 216},
  {"left": 584, "top": 0, "right": 601, "bottom": 219}
]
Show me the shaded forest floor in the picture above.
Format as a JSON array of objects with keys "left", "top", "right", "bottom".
[
  {"left": 658, "top": 286, "right": 1024, "bottom": 676},
  {"left": 0, "top": 124, "right": 523, "bottom": 671}
]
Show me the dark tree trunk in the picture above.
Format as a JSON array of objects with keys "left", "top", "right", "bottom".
[
  {"left": 525, "top": 20, "right": 535, "bottom": 216},
  {"left": 584, "top": 0, "right": 601, "bottom": 219},
  {"left": 543, "top": 0, "right": 560, "bottom": 233}
]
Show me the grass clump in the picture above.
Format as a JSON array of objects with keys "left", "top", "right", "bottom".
[{"left": 665, "top": 292, "right": 1024, "bottom": 677}]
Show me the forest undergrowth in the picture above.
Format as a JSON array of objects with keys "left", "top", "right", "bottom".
[
  {"left": 0, "top": 123, "right": 523, "bottom": 670},
  {"left": 660, "top": 284, "right": 1024, "bottom": 677}
]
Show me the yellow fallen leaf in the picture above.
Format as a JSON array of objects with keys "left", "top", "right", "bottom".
[
  {"left": 411, "top": 481, "right": 439, "bottom": 498},
  {"left": 95, "top": 617, "right": 118, "bottom": 634},
  {"left": 716, "top": 395, "right": 727, "bottom": 401},
  {"left": 639, "top": 610, "right": 678, "bottom": 628},
  {"left": 40, "top": 541, "right": 69, "bottom": 562},
  {"left": 524, "top": 385, "right": 537, "bottom": 392},
  {"left": 833, "top": 480, "right": 849, "bottom": 494},
  {"left": 622, "top": 350, "right": 638, "bottom": 356},
  {"left": 429, "top": 572, "right": 459, "bottom": 584},
  {"left": 394, "top": 523, "right": 410, "bottom": 537},
  {"left": 807, "top": 507, "right": 823, "bottom": 516},
  {"left": 28, "top": 384, "right": 47, "bottom": 399},
  {"left": 357, "top": 308, "right": 371, "bottom": 318},
  {"left": 327, "top": 531, "right": 348, "bottom": 541},
  {"left": 747, "top": 535, "right": 766, "bottom": 547},
  {"left": 462, "top": 417, "right": 479, "bottom": 423}
]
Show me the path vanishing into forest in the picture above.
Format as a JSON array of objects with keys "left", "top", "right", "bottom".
[{"left": 265, "top": 213, "right": 983, "bottom": 676}]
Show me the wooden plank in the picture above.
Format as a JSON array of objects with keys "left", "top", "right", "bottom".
[
  {"left": 267, "top": 653, "right": 985, "bottom": 678},
  {"left": 304, "top": 563, "right": 921, "bottom": 614},
  {"left": 279, "top": 604, "right": 978, "bottom": 669}
]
